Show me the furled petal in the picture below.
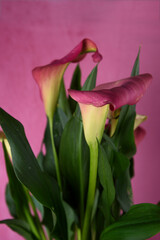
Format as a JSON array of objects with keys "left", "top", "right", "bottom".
[
  {"left": 79, "top": 103, "right": 109, "bottom": 145},
  {"left": 134, "top": 126, "right": 146, "bottom": 146},
  {"left": 32, "top": 39, "right": 102, "bottom": 118},
  {"left": 68, "top": 74, "right": 152, "bottom": 111},
  {"left": 68, "top": 73, "right": 152, "bottom": 145}
]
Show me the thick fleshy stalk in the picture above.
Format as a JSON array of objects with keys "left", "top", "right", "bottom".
[
  {"left": 82, "top": 142, "right": 98, "bottom": 240},
  {"left": 49, "top": 118, "right": 62, "bottom": 191}
]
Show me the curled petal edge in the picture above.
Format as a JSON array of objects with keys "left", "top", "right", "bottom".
[
  {"left": 68, "top": 73, "right": 152, "bottom": 111},
  {"left": 32, "top": 39, "right": 102, "bottom": 118}
]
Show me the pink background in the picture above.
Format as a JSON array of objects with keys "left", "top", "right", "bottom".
[{"left": 0, "top": 1, "right": 160, "bottom": 239}]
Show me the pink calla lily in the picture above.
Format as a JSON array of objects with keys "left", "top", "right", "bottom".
[
  {"left": 68, "top": 74, "right": 152, "bottom": 145},
  {"left": 32, "top": 39, "right": 102, "bottom": 119},
  {"left": 68, "top": 74, "right": 152, "bottom": 111},
  {"left": 134, "top": 126, "right": 146, "bottom": 146}
]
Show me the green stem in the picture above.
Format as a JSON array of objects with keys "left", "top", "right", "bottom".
[
  {"left": 23, "top": 207, "right": 40, "bottom": 239},
  {"left": 24, "top": 188, "right": 47, "bottom": 240},
  {"left": 49, "top": 117, "right": 62, "bottom": 191},
  {"left": 78, "top": 126, "right": 84, "bottom": 227},
  {"left": 77, "top": 227, "right": 82, "bottom": 240},
  {"left": 82, "top": 142, "right": 98, "bottom": 240},
  {"left": 29, "top": 195, "right": 47, "bottom": 240}
]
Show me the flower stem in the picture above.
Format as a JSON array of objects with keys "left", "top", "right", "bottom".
[
  {"left": 82, "top": 142, "right": 98, "bottom": 240},
  {"left": 23, "top": 207, "right": 40, "bottom": 239},
  {"left": 24, "top": 188, "right": 47, "bottom": 240},
  {"left": 78, "top": 126, "right": 84, "bottom": 227},
  {"left": 77, "top": 227, "right": 82, "bottom": 240},
  {"left": 28, "top": 194, "right": 47, "bottom": 240},
  {"left": 49, "top": 117, "right": 62, "bottom": 191}
]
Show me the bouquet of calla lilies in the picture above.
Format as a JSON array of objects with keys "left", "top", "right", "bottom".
[{"left": 0, "top": 39, "right": 160, "bottom": 240}]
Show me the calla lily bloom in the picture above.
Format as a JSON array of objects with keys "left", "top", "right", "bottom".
[
  {"left": 134, "top": 126, "right": 146, "bottom": 146},
  {"left": 32, "top": 39, "right": 102, "bottom": 119},
  {"left": 68, "top": 73, "right": 152, "bottom": 145}
]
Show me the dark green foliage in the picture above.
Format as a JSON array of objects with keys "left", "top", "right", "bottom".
[
  {"left": 0, "top": 108, "right": 68, "bottom": 240},
  {"left": 68, "top": 64, "right": 82, "bottom": 113},
  {"left": 100, "top": 204, "right": 160, "bottom": 240}
]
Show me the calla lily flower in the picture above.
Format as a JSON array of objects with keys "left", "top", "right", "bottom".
[
  {"left": 134, "top": 126, "right": 146, "bottom": 146},
  {"left": 134, "top": 114, "right": 147, "bottom": 130},
  {"left": 0, "top": 130, "right": 12, "bottom": 158},
  {"left": 32, "top": 39, "right": 102, "bottom": 119},
  {"left": 68, "top": 74, "right": 152, "bottom": 145}
]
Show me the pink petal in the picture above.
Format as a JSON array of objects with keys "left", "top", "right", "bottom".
[
  {"left": 134, "top": 126, "right": 146, "bottom": 146},
  {"left": 32, "top": 39, "right": 102, "bottom": 118},
  {"left": 68, "top": 74, "right": 152, "bottom": 111}
]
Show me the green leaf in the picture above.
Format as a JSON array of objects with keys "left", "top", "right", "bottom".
[
  {"left": 0, "top": 108, "right": 68, "bottom": 240},
  {"left": 5, "top": 184, "right": 17, "bottom": 218},
  {"left": 129, "top": 158, "right": 134, "bottom": 178},
  {"left": 63, "top": 201, "right": 76, "bottom": 240},
  {"left": 95, "top": 209, "right": 105, "bottom": 240},
  {"left": 113, "top": 151, "right": 130, "bottom": 178},
  {"left": 131, "top": 47, "right": 140, "bottom": 77},
  {"left": 102, "top": 134, "right": 132, "bottom": 212},
  {"left": 60, "top": 115, "right": 89, "bottom": 221},
  {"left": 100, "top": 203, "right": 160, "bottom": 240},
  {"left": 54, "top": 108, "right": 68, "bottom": 149},
  {"left": 75, "top": 65, "right": 98, "bottom": 116},
  {"left": 2, "top": 141, "right": 29, "bottom": 220},
  {"left": 58, "top": 78, "right": 71, "bottom": 118},
  {"left": 98, "top": 144, "right": 115, "bottom": 225},
  {"left": 68, "top": 64, "right": 81, "bottom": 113},
  {"left": 82, "top": 65, "right": 97, "bottom": 91},
  {"left": 0, "top": 219, "right": 38, "bottom": 240},
  {"left": 112, "top": 105, "right": 136, "bottom": 159},
  {"left": 115, "top": 168, "right": 133, "bottom": 212},
  {"left": 42, "top": 207, "right": 55, "bottom": 234},
  {"left": 0, "top": 108, "right": 54, "bottom": 207},
  {"left": 31, "top": 195, "right": 44, "bottom": 219},
  {"left": 70, "top": 64, "right": 81, "bottom": 90},
  {"left": 39, "top": 108, "right": 68, "bottom": 178}
]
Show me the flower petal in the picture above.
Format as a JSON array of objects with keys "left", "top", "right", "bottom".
[
  {"left": 32, "top": 39, "right": 102, "bottom": 118},
  {"left": 134, "top": 126, "right": 146, "bottom": 146},
  {"left": 134, "top": 114, "right": 147, "bottom": 130},
  {"left": 79, "top": 103, "right": 109, "bottom": 145},
  {"left": 68, "top": 74, "right": 152, "bottom": 111}
]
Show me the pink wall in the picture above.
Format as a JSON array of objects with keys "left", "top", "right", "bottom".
[{"left": 0, "top": 1, "right": 160, "bottom": 239}]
